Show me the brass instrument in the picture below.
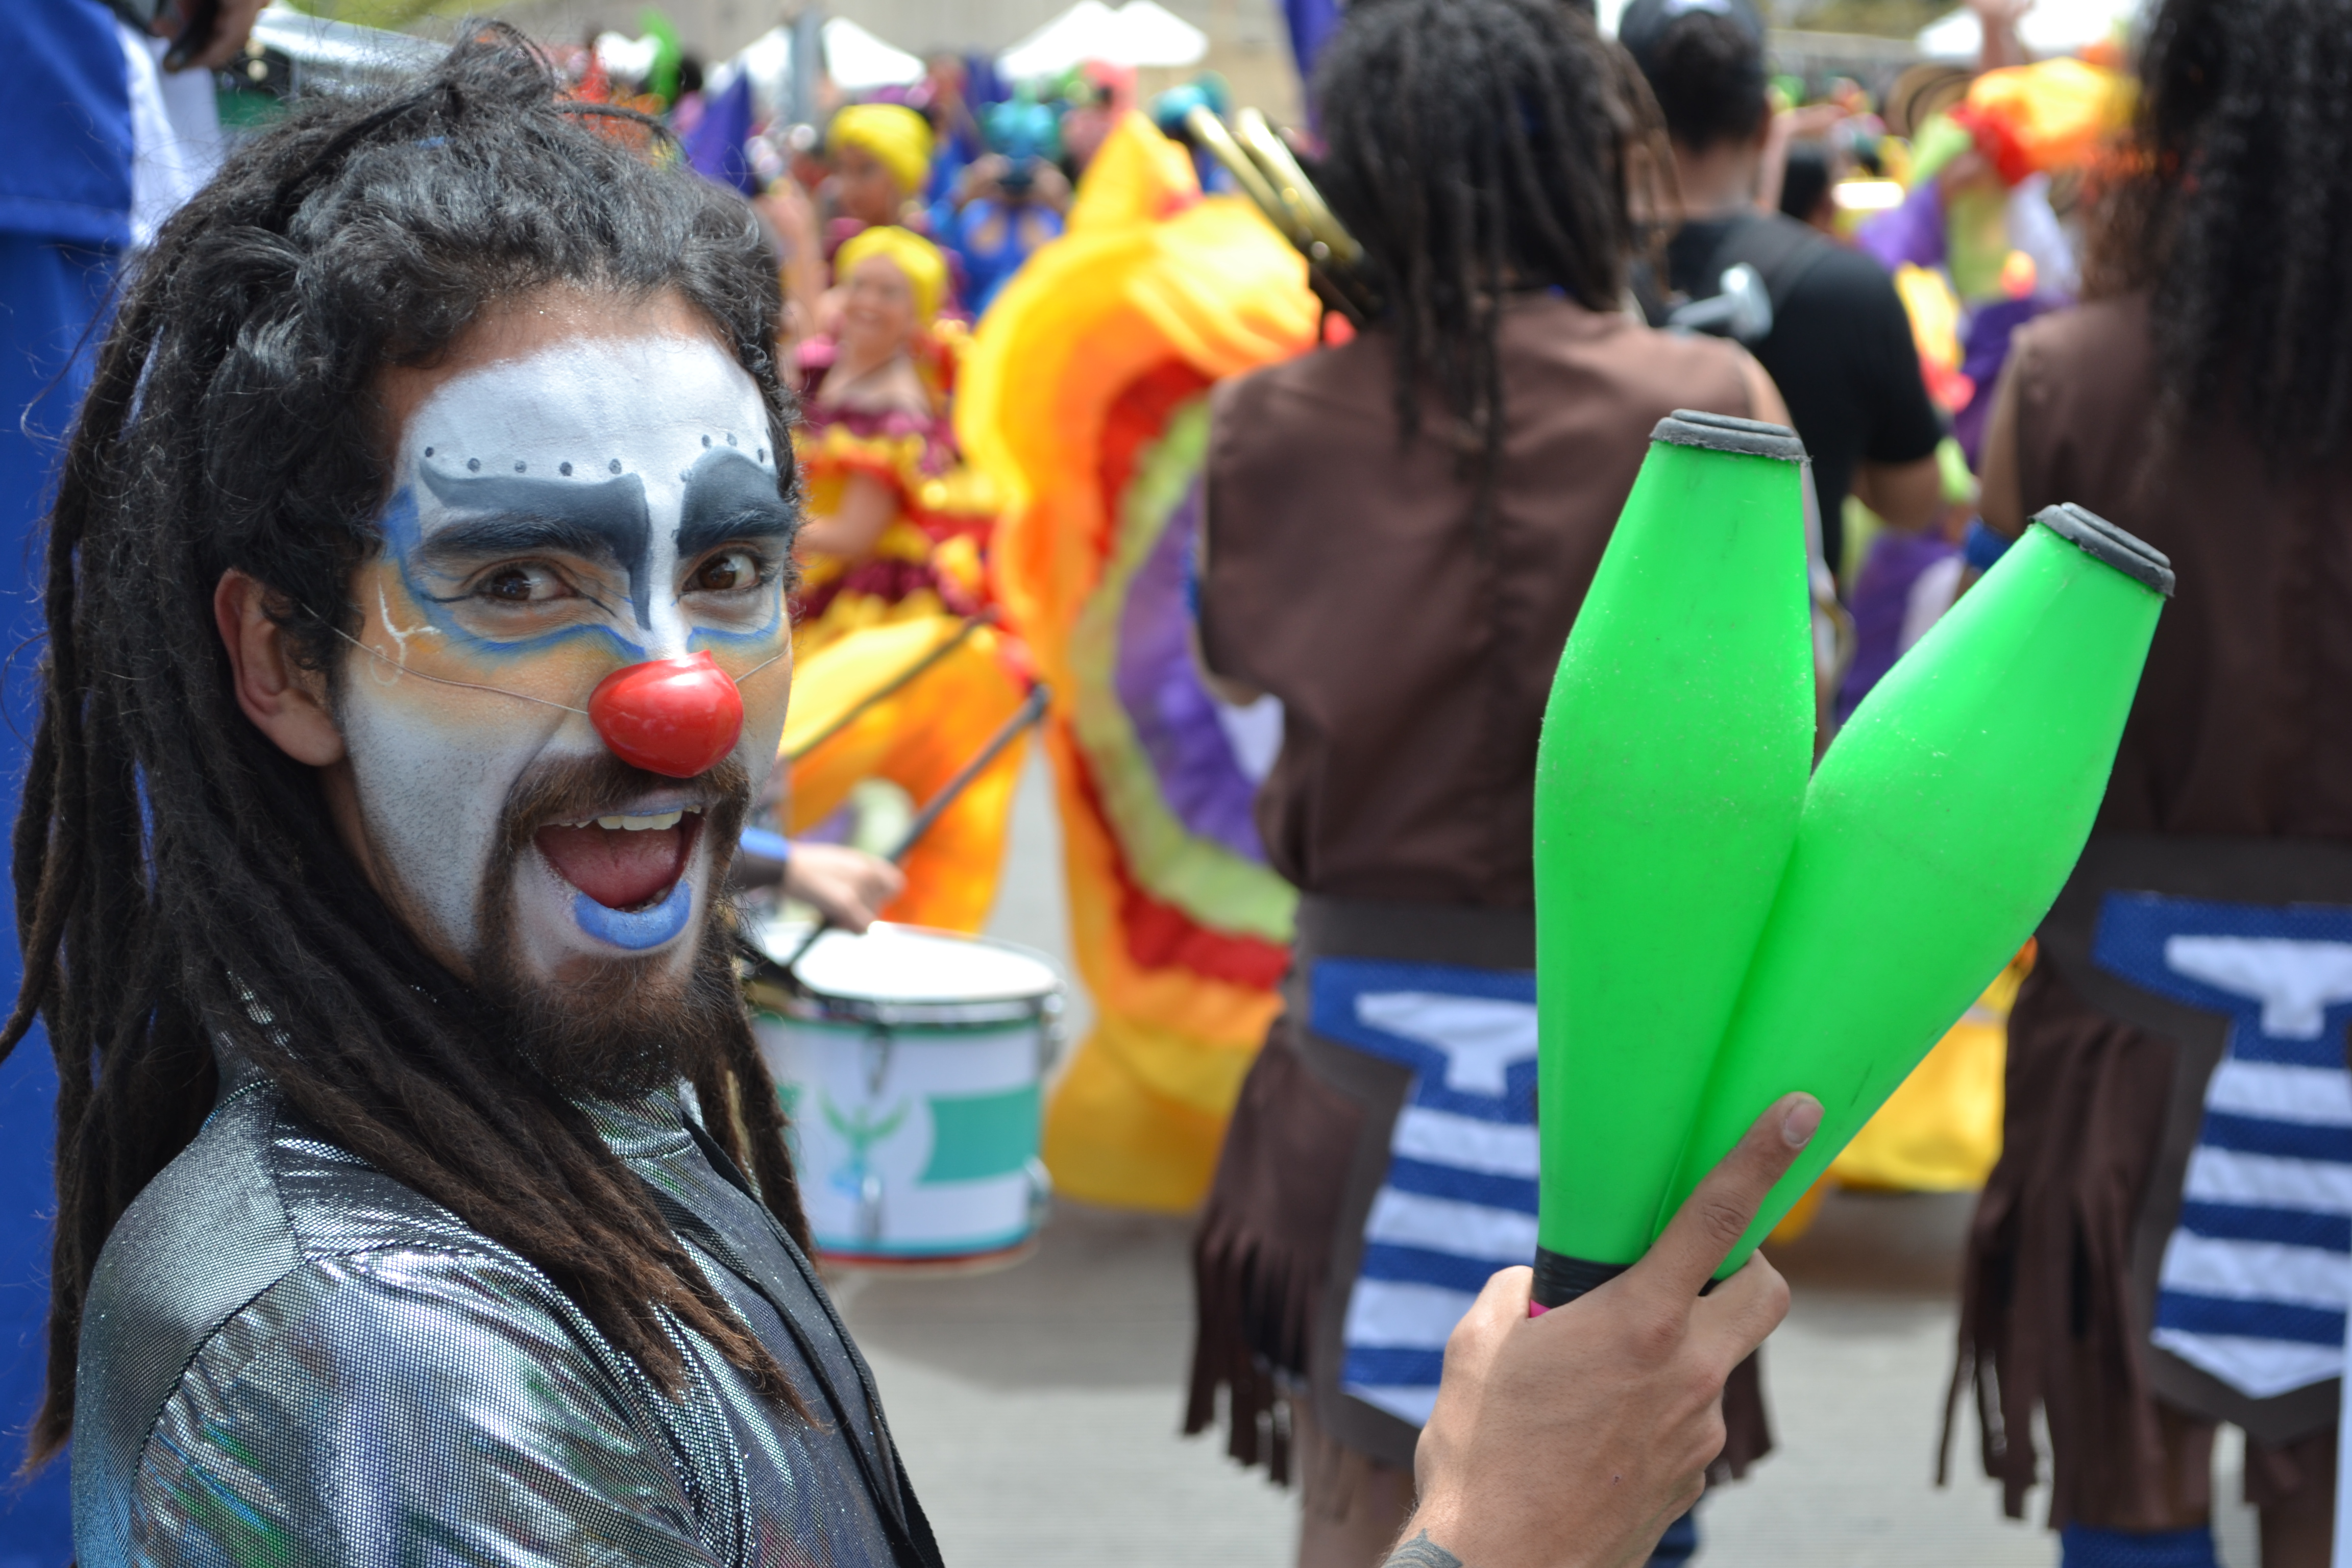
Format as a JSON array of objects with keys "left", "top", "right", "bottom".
[{"left": 1183, "top": 106, "right": 1380, "bottom": 326}]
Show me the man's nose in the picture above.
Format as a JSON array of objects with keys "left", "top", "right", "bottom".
[{"left": 587, "top": 651, "right": 745, "bottom": 778}]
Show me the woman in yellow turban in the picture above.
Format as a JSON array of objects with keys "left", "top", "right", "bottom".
[
  {"left": 792, "top": 225, "right": 992, "bottom": 656},
  {"left": 825, "top": 103, "right": 934, "bottom": 229}
]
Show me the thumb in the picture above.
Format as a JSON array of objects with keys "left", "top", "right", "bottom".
[{"left": 1633, "top": 1093, "right": 1820, "bottom": 1304}]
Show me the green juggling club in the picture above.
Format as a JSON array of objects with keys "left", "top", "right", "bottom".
[
  {"left": 1660, "top": 504, "right": 2172, "bottom": 1275},
  {"left": 1530, "top": 412, "right": 1814, "bottom": 1308}
]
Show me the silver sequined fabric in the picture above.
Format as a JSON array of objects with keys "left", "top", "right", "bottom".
[{"left": 71, "top": 1058, "right": 937, "bottom": 1567}]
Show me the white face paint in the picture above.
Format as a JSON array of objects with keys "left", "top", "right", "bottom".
[{"left": 339, "top": 331, "right": 793, "bottom": 988}]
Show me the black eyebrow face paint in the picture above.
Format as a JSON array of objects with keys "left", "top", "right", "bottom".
[
  {"left": 674, "top": 446, "right": 796, "bottom": 559},
  {"left": 420, "top": 462, "right": 655, "bottom": 628}
]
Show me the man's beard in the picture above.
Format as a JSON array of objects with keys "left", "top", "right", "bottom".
[{"left": 471, "top": 750, "right": 753, "bottom": 1100}]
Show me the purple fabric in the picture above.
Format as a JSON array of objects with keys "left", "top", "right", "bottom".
[
  {"left": 1112, "top": 478, "right": 1267, "bottom": 862},
  {"left": 1856, "top": 180, "right": 1947, "bottom": 274},
  {"left": 1952, "top": 291, "right": 2060, "bottom": 462},
  {"left": 1283, "top": 0, "right": 1344, "bottom": 95},
  {"left": 683, "top": 74, "right": 758, "bottom": 197},
  {"left": 1835, "top": 529, "right": 1959, "bottom": 723}
]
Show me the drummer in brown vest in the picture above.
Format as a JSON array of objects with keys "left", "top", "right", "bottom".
[
  {"left": 1954, "top": 3, "right": 2352, "bottom": 1565},
  {"left": 1183, "top": 2, "right": 1794, "bottom": 1563}
]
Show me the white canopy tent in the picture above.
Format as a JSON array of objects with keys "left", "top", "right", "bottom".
[
  {"left": 1916, "top": 0, "right": 2144, "bottom": 61},
  {"left": 713, "top": 24, "right": 795, "bottom": 113},
  {"left": 997, "top": 0, "right": 1210, "bottom": 79},
  {"left": 708, "top": 15, "right": 922, "bottom": 109},
  {"left": 822, "top": 16, "right": 926, "bottom": 92}
]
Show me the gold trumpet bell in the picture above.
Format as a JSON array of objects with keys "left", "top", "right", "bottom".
[{"left": 1182, "top": 106, "right": 1380, "bottom": 327}]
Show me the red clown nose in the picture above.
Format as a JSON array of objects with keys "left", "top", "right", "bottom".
[{"left": 587, "top": 651, "right": 745, "bottom": 778}]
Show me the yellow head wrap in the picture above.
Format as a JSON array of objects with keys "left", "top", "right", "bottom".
[
  {"left": 826, "top": 104, "right": 934, "bottom": 201},
  {"left": 835, "top": 225, "right": 948, "bottom": 323}
]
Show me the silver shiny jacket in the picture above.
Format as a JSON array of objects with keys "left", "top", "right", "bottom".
[{"left": 71, "top": 1060, "right": 942, "bottom": 1567}]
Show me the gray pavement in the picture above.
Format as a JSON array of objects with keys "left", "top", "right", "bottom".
[{"left": 829, "top": 753, "right": 2265, "bottom": 1567}]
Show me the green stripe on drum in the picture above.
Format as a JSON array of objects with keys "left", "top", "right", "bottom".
[{"left": 919, "top": 1085, "right": 1041, "bottom": 1184}]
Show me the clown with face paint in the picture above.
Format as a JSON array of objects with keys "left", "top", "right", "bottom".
[{"left": 14, "top": 34, "right": 1809, "bottom": 1568}]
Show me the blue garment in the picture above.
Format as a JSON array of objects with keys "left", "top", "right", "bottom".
[
  {"left": 1647, "top": 1510, "right": 1700, "bottom": 1565},
  {"left": 1308, "top": 958, "right": 1539, "bottom": 1427},
  {"left": 0, "top": 232, "right": 116, "bottom": 1568},
  {"left": 2094, "top": 892, "right": 2352, "bottom": 1400},
  {"left": 1281, "top": 0, "right": 1344, "bottom": 93},
  {"left": 0, "top": 2, "right": 133, "bottom": 248},
  {"left": 2059, "top": 1523, "right": 2222, "bottom": 1568},
  {"left": 0, "top": 7, "right": 131, "bottom": 1561},
  {"left": 940, "top": 197, "right": 1062, "bottom": 318},
  {"left": 683, "top": 73, "right": 758, "bottom": 198}
]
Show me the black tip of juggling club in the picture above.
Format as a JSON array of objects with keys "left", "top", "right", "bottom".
[
  {"left": 1654, "top": 409, "right": 1809, "bottom": 463},
  {"left": 1532, "top": 1248, "right": 1631, "bottom": 1309},
  {"left": 2031, "top": 503, "right": 2175, "bottom": 598}
]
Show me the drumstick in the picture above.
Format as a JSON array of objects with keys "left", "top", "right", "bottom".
[
  {"left": 782, "top": 610, "right": 997, "bottom": 764},
  {"left": 880, "top": 683, "right": 1050, "bottom": 866},
  {"left": 775, "top": 683, "right": 1051, "bottom": 975}
]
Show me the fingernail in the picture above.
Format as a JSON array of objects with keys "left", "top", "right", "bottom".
[{"left": 1782, "top": 1097, "right": 1822, "bottom": 1148}]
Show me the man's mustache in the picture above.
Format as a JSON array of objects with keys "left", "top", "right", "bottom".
[{"left": 497, "top": 750, "right": 753, "bottom": 856}]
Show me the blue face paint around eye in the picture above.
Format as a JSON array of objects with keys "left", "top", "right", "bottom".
[
  {"left": 375, "top": 487, "right": 654, "bottom": 666},
  {"left": 421, "top": 461, "right": 656, "bottom": 628}
]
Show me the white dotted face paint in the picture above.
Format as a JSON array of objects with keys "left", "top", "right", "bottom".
[{"left": 338, "top": 332, "right": 794, "bottom": 985}]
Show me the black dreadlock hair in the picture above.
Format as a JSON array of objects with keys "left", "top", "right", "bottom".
[
  {"left": 1310, "top": 0, "right": 1671, "bottom": 488},
  {"left": 5, "top": 26, "right": 815, "bottom": 1465},
  {"left": 2089, "top": 0, "right": 2352, "bottom": 465}
]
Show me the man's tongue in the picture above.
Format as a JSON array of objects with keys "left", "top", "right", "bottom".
[{"left": 535, "top": 821, "right": 692, "bottom": 910}]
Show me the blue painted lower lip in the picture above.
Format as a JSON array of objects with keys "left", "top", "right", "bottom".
[{"left": 572, "top": 875, "right": 695, "bottom": 950}]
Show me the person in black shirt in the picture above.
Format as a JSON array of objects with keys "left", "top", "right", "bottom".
[{"left": 1624, "top": 0, "right": 1945, "bottom": 576}]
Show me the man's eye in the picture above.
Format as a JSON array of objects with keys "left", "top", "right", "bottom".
[
  {"left": 692, "top": 550, "right": 767, "bottom": 593},
  {"left": 477, "top": 565, "right": 570, "bottom": 604}
]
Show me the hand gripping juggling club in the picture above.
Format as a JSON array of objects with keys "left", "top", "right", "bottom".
[{"left": 1530, "top": 412, "right": 1816, "bottom": 1308}]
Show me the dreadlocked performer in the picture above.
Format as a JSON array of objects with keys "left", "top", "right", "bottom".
[
  {"left": 1186, "top": 3, "right": 1793, "bottom": 1566},
  {"left": 12, "top": 31, "right": 1809, "bottom": 1568}
]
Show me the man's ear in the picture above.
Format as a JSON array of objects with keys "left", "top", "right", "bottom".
[{"left": 214, "top": 570, "right": 346, "bottom": 767}]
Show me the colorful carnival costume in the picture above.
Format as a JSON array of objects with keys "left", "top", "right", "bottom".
[
  {"left": 787, "top": 226, "right": 1020, "bottom": 934},
  {"left": 957, "top": 114, "right": 1320, "bottom": 1212},
  {"left": 792, "top": 227, "right": 995, "bottom": 659},
  {"left": 1858, "top": 57, "right": 2130, "bottom": 460},
  {"left": 1954, "top": 295, "right": 2352, "bottom": 1559}
]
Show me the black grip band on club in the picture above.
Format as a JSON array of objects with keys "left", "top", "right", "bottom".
[
  {"left": 1532, "top": 1248, "right": 1626, "bottom": 1309},
  {"left": 1532, "top": 1248, "right": 1726, "bottom": 1308}
]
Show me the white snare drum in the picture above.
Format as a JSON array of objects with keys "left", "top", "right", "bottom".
[{"left": 747, "top": 921, "right": 1063, "bottom": 1266}]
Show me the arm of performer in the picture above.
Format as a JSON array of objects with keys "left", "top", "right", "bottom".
[
  {"left": 795, "top": 471, "right": 899, "bottom": 563},
  {"left": 154, "top": 0, "right": 266, "bottom": 71},
  {"left": 1382, "top": 1092, "right": 1821, "bottom": 1568},
  {"left": 782, "top": 842, "right": 903, "bottom": 933},
  {"left": 736, "top": 833, "right": 905, "bottom": 932}
]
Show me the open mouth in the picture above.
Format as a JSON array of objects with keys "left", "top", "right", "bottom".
[{"left": 534, "top": 807, "right": 707, "bottom": 911}]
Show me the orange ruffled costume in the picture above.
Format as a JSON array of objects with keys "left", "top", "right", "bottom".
[
  {"left": 959, "top": 114, "right": 1320, "bottom": 1211},
  {"left": 791, "top": 321, "right": 998, "bottom": 662},
  {"left": 781, "top": 614, "right": 1033, "bottom": 934}
]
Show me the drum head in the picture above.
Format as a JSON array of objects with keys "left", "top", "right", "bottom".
[{"left": 753, "top": 920, "right": 1061, "bottom": 1024}]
